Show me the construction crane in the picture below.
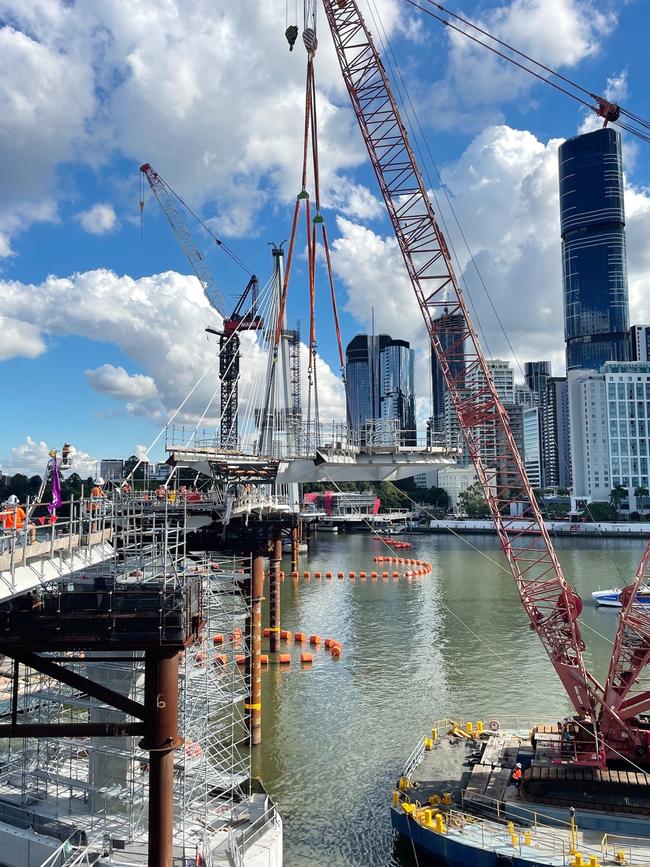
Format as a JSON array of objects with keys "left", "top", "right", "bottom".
[
  {"left": 320, "top": 0, "right": 650, "bottom": 765},
  {"left": 140, "top": 163, "right": 263, "bottom": 449}
]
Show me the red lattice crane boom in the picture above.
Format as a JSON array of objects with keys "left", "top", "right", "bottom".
[{"left": 320, "top": 0, "right": 602, "bottom": 724}]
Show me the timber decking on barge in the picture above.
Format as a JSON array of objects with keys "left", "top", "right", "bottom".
[{"left": 392, "top": 721, "right": 650, "bottom": 866}]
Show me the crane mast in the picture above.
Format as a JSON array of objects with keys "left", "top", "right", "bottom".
[{"left": 321, "top": 0, "right": 600, "bottom": 722}]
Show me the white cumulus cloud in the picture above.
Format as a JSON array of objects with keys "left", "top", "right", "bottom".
[
  {"left": 76, "top": 203, "right": 118, "bottom": 235},
  {"left": 85, "top": 364, "right": 158, "bottom": 399},
  {"left": 4, "top": 437, "right": 97, "bottom": 477}
]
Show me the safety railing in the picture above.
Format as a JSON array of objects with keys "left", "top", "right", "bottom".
[
  {"left": 225, "top": 800, "right": 282, "bottom": 867},
  {"left": 601, "top": 832, "right": 650, "bottom": 865}
]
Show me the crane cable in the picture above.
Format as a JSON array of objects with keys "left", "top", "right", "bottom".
[{"left": 404, "top": 0, "right": 650, "bottom": 144}]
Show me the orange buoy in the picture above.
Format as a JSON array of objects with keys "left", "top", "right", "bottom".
[
  {"left": 303, "top": 571, "right": 310, "bottom": 578},
  {"left": 382, "top": 571, "right": 389, "bottom": 578},
  {"left": 280, "top": 629, "right": 292, "bottom": 642},
  {"left": 360, "top": 571, "right": 366, "bottom": 578},
  {"left": 392, "top": 571, "right": 399, "bottom": 577},
  {"left": 331, "top": 645, "right": 342, "bottom": 658},
  {"left": 213, "top": 634, "right": 224, "bottom": 645},
  {"left": 301, "top": 652, "right": 313, "bottom": 664},
  {"left": 309, "top": 634, "right": 321, "bottom": 645},
  {"left": 261, "top": 654, "right": 269, "bottom": 665},
  {"left": 371, "top": 571, "right": 378, "bottom": 579},
  {"left": 349, "top": 571, "right": 356, "bottom": 578},
  {"left": 214, "top": 654, "right": 227, "bottom": 666},
  {"left": 263, "top": 628, "right": 271, "bottom": 638},
  {"left": 338, "top": 572, "right": 344, "bottom": 579},
  {"left": 279, "top": 654, "right": 291, "bottom": 665},
  {"left": 235, "top": 655, "right": 246, "bottom": 666},
  {"left": 326, "top": 571, "right": 332, "bottom": 578},
  {"left": 294, "top": 631, "right": 307, "bottom": 643},
  {"left": 324, "top": 637, "right": 334, "bottom": 648},
  {"left": 315, "top": 571, "right": 321, "bottom": 578},
  {"left": 291, "top": 570, "right": 299, "bottom": 578}
]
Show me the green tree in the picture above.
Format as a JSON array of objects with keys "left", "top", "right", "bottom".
[
  {"left": 417, "top": 486, "right": 450, "bottom": 508},
  {"left": 609, "top": 483, "right": 627, "bottom": 518},
  {"left": 586, "top": 501, "right": 616, "bottom": 522},
  {"left": 458, "top": 482, "right": 490, "bottom": 518},
  {"left": 634, "top": 485, "right": 649, "bottom": 514}
]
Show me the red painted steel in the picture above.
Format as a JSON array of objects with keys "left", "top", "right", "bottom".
[{"left": 321, "top": 0, "right": 598, "bottom": 719}]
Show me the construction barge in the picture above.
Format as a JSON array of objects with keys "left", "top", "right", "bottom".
[{"left": 393, "top": 718, "right": 650, "bottom": 866}]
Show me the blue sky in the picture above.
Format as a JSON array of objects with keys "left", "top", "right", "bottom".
[{"left": 1, "top": 0, "right": 649, "bottom": 475}]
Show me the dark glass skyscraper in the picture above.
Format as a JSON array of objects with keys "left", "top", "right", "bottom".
[
  {"left": 345, "top": 333, "right": 415, "bottom": 443},
  {"left": 524, "top": 361, "right": 551, "bottom": 404},
  {"left": 559, "top": 127, "right": 630, "bottom": 371}
]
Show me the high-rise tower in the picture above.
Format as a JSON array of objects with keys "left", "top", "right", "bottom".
[{"left": 559, "top": 127, "right": 630, "bottom": 372}]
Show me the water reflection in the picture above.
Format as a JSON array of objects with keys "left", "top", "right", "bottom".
[{"left": 252, "top": 531, "right": 646, "bottom": 866}]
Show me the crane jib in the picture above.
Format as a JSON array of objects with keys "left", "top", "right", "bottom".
[{"left": 320, "top": 0, "right": 600, "bottom": 720}]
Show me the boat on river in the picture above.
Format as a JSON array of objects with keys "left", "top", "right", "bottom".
[{"left": 592, "top": 586, "right": 650, "bottom": 607}]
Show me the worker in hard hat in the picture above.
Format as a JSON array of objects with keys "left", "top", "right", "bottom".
[
  {"left": 511, "top": 763, "right": 523, "bottom": 794},
  {"left": 89, "top": 477, "right": 106, "bottom": 532},
  {"left": 1, "top": 495, "right": 36, "bottom": 544}
]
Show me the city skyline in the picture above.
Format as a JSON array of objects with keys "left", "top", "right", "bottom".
[{"left": 2, "top": 1, "right": 650, "bottom": 475}]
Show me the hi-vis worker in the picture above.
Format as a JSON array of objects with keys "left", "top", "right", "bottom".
[
  {"left": 89, "top": 477, "right": 106, "bottom": 531},
  {"left": 1, "top": 495, "right": 36, "bottom": 544},
  {"left": 511, "top": 762, "right": 523, "bottom": 792}
]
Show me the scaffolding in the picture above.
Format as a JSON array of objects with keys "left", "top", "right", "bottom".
[{"left": 0, "top": 500, "right": 261, "bottom": 866}]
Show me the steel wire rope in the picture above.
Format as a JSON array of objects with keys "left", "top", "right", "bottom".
[
  {"left": 194, "top": 271, "right": 278, "bottom": 451},
  {"left": 367, "top": 0, "right": 632, "bottom": 590},
  {"left": 249, "top": 276, "right": 284, "bottom": 454},
  {"left": 319, "top": 476, "right": 649, "bottom": 776},
  {"left": 365, "top": 0, "right": 498, "bottom": 366},
  {"left": 125, "top": 269, "right": 273, "bottom": 482},
  {"left": 383, "top": 480, "right": 617, "bottom": 650},
  {"left": 408, "top": 0, "right": 650, "bottom": 145},
  {"left": 401, "top": 0, "right": 650, "bottom": 146},
  {"left": 218, "top": 272, "right": 280, "bottom": 451},
  {"left": 237, "top": 274, "right": 282, "bottom": 453}
]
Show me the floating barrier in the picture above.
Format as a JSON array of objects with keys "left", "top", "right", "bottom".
[
  {"left": 301, "top": 652, "right": 313, "bottom": 664},
  {"left": 326, "top": 571, "right": 332, "bottom": 578},
  {"left": 235, "top": 655, "right": 246, "bottom": 666},
  {"left": 261, "top": 654, "right": 269, "bottom": 665},
  {"left": 338, "top": 572, "right": 344, "bottom": 579},
  {"left": 303, "top": 571, "right": 310, "bottom": 578},
  {"left": 294, "top": 631, "right": 307, "bottom": 643},
  {"left": 263, "top": 628, "right": 271, "bottom": 638},
  {"left": 324, "top": 637, "right": 335, "bottom": 648},
  {"left": 314, "top": 571, "right": 321, "bottom": 578},
  {"left": 279, "top": 654, "right": 291, "bottom": 665},
  {"left": 213, "top": 634, "right": 224, "bottom": 645},
  {"left": 331, "top": 645, "right": 342, "bottom": 658},
  {"left": 309, "top": 635, "right": 321, "bottom": 645},
  {"left": 349, "top": 571, "right": 356, "bottom": 578},
  {"left": 214, "top": 654, "right": 227, "bottom": 666},
  {"left": 280, "top": 629, "right": 292, "bottom": 642}
]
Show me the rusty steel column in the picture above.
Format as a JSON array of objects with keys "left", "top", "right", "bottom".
[
  {"left": 291, "top": 524, "right": 299, "bottom": 570},
  {"left": 246, "top": 553, "right": 264, "bottom": 745},
  {"left": 142, "top": 650, "right": 182, "bottom": 867},
  {"left": 270, "top": 530, "right": 282, "bottom": 654}
]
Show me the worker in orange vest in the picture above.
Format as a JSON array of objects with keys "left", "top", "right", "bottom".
[
  {"left": 511, "top": 762, "right": 523, "bottom": 794},
  {"left": 1, "top": 495, "right": 36, "bottom": 543}
]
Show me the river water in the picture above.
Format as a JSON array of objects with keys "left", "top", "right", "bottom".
[{"left": 252, "top": 530, "right": 647, "bottom": 867}]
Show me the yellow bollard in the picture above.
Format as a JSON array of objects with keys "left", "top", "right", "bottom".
[
  {"left": 398, "top": 777, "right": 410, "bottom": 792},
  {"left": 392, "top": 790, "right": 400, "bottom": 805},
  {"left": 507, "top": 821, "right": 514, "bottom": 835},
  {"left": 476, "top": 720, "right": 484, "bottom": 734},
  {"left": 524, "top": 830, "right": 532, "bottom": 846},
  {"left": 431, "top": 727, "right": 438, "bottom": 741},
  {"left": 511, "top": 834, "right": 518, "bottom": 848},
  {"left": 434, "top": 813, "right": 447, "bottom": 834},
  {"left": 571, "top": 854, "right": 584, "bottom": 867},
  {"left": 614, "top": 852, "right": 626, "bottom": 866},
  {"left": 424, "top": 737, "right": 433, "bottom": 750},
  {"left": 588, "top": 857, "right": 600, "bottom": 867},
  {"left": 466, "top": 721, "right": 474, "bottom": 734}
]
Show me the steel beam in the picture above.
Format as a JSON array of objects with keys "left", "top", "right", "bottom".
[
  {"left": 0, "top": 648, "right": 145, "bottom": 720},
  {"left": 0, "top": 723, "right": 145, "bottom": 738}
]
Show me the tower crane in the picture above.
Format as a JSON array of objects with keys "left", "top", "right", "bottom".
[
  {"left": 140, "top": 163, "right": 262, "bottom": 450},
  {"left": 319, "top": 0, "right": 650, "bottom": 765}
]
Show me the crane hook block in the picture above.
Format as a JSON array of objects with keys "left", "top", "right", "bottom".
[
  {"left": 297, "top": 190, "right": 310, "bottom": 200},
  {"left": 313, "top": 213, "right": 324, "bottom": 224},
  {"left": 285, "top": 25, "right": 299, "bottom": 51},
  {"left": 303, "top": 28, "right": 318, "bottom": 54}
]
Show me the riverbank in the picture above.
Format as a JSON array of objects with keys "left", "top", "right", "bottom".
[{"left": 415, "top": 519, "right": 650, "bottom": 538}]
